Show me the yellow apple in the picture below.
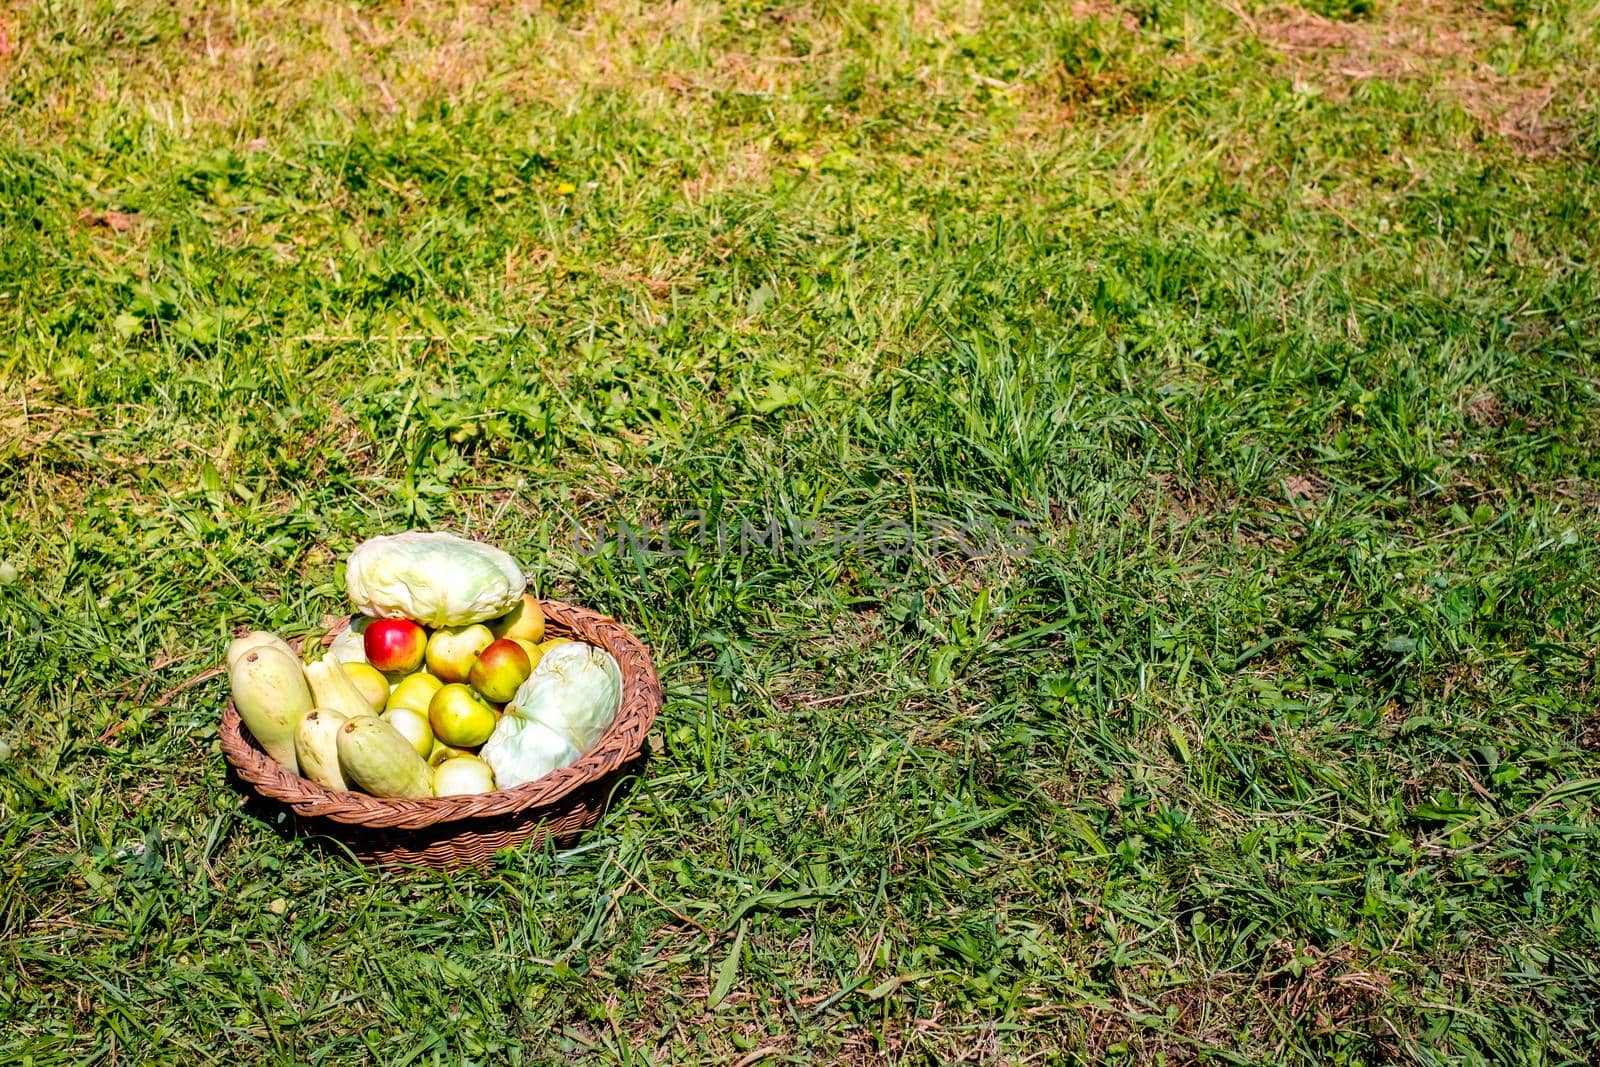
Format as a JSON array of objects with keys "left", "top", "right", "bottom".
[
  {"left": 424, "top": 623, "right": 493, "bottom": 684},
  {"left": 341, "top": 662, "right": 391, "bottom": 714},
  {"left": 386, "top": 671, "right": 444, "bottom": 716},
  {"left": 490, "top": 594, "right": 545, "bottom": 644},
  {"left": 428, "top": 739, "right": 472, "bottom": 767},
  {"left": 382, "top": 706, "right": 434, "bottom": 757},
  {"left": 432, "top": 755, "right": 497, "bottom": 796}
]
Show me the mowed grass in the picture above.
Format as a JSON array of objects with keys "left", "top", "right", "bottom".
[{"left": 4, "top": 0, "right": 1600, "bottom": 1061}]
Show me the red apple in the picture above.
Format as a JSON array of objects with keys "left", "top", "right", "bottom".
[
  {"left": 469, "top": 638, "right": 533, "bottom": 703},
  {"left": 364, "top": 618, "right": 427, "bottom": 674}
]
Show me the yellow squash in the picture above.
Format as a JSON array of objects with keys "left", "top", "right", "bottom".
[
  {"left": 335, "top": 715, "right": 433, "bottom": 798},
  {"left": 295, "top": 708, "right": 350, "bottom": 790},
  {"left": 228, "top": 645, "right": 313, "bottom": 773}
]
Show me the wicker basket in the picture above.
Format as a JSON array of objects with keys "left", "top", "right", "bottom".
[{"left": 220, "top": 598, "right": 661, "bottom": 871}]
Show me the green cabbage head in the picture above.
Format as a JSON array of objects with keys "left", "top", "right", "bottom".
[{"left": 345, "top": 532, "right": 524, "bottom": 626}]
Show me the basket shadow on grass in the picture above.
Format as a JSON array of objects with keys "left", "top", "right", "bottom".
[{"left": 227, "top": 754, "right": 649, "bottom": 873}]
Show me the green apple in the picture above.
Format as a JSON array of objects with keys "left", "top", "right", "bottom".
[
  {"left": 428, "top": 683, "right": 497, "bottom": 748},
  {"left": 468, "top": 638, "right": 533, "bottom": 703},
  {"left": 424, "top": 623, "right": 493, "bottom": 684}
]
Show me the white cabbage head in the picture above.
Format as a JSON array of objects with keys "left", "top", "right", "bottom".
[
  {"left": 345, "top": 532, "right": 524, "bottom": 626},
  {"left": 506, "top": 641, "right": 623, "bottom": 753},
  {"left": 480, "top": 715, "right": 581, "bottom": 789},
  {"left": 326, "top": 619, "right": 370, "bottom": 665}
]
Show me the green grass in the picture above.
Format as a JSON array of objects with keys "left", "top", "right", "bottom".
[{"left": 4, "top": 0, "right": 1600, "bottom": 1061}]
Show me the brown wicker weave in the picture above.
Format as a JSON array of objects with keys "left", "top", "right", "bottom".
[{"left": 220, "top": 598, "right": 661, "bottom": 871}]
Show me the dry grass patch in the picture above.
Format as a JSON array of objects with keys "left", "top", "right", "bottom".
[
  {"left": 1252, "top": 0, "right": 1585, "bottom": 155},
  {"left": 6, "top": 0, "right": 810, "bottom": 137}
]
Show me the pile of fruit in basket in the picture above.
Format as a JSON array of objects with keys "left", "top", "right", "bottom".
[{"left": 227, "top": 532, "right": 622, "bottom": 798}]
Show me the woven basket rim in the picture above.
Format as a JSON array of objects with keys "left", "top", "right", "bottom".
[{"left": 219, "top": 597, "right": 660, "bottom": 831}]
